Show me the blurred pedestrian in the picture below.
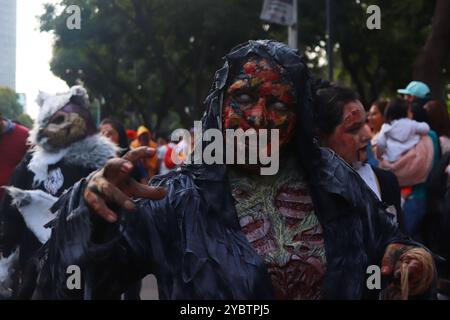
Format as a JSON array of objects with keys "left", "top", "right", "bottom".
[
  {"left": 368, "top": 98, "right": 388, "bottom": 146},
  {"left": 367, "top": 99, "right": 388, "bottom": 166},
  {"left": 130, "top": 126, "right": 159, "bottom": 179},
  {"left": 126, "top": 129, "right": 137, "bottom": 143},
  {"left": 377, "top": 98, "right": 430, "bottom": 163},
  {"left": 100, "top": 118, "right": 130, "bottom": 156},
  {"left": 378, "top": 98, "right": 439, "bottom": 238},
  {"left": 100, "top": 118, "right": 148, "bottom": 185},
  {"left": 173, "top": 128, "right": 195, "bottom": 165},
  {"left": 315, "top": 85, "right": 405, "bottom": 232},
  {"left": 0, "top": 114, "right": 29, "bottom": 200},
  {"left": 99, "top": 118, "right": 145, "bottom": 300},
  {"left": 424, "top": 100, "right": 450, "bottom": 156},
  {"left": 397, "top": 81, "right": 431, "bottom": 123},
  {"left": 156, "top": 135, "right": 176, "bottom": 175}
]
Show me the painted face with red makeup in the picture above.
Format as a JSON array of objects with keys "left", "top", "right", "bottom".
[
  {"left": 321, "top": 100, "right": 371, "bottom": 166},
  {"left": 223, "top": 56, "right": 297, "bottom": 149}
]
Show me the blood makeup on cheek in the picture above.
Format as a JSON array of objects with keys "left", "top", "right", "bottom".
[
  {"left": 243, "top": 61, "right": 257, "bottom": 74},
  {"left": 243, "top": 61, "right": 280, "bottom": 84},
  {"left": 223, "top": 98, "right": 252, "bottom": 130},
  {"left": 269, "top": 111, "right": 290, "bottom": 127}
]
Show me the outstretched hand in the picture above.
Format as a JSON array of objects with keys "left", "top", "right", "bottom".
[{"left": 84, "top": 147, "right": 167, "bottom": 223}]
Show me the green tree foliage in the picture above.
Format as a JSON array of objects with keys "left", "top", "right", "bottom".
[
  {"left": 0, "top": 86, "right": 23, "bottom": 120},
  {"left": 40, "top": 0, "right": 285, "bottom": 133},
  {"left": 413, "top": 0, "right": 450, "bottom": 100},
  {"left": 16, "top": 113, "right": 34, "bottom": 129},
  {"left": 297, "top": 0, "right": 448, "bottom": 105},
  {"left": 40, "top": 0, "right": 448, "bottom": 132}
]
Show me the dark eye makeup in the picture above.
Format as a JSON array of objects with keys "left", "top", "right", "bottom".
[
  {"left": 347, "top": 123, "right": 363, "bottom": 134},
  {"left": 51, "top": 115, "right": 65, "bottom": 125}
]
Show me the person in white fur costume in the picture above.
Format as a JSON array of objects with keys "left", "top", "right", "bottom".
[{"left": 0, "top": 86, "right": 117, "bottom": 299}]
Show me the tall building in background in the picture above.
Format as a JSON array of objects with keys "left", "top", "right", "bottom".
[{"left": 0, "top": 0, "right": 17, "bottom": 90}]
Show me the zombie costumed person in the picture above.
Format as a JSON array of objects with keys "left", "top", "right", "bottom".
[
  {"left": 0, "top": 86, "right": 117, "bottom": 299},
  {"left": 313, "top": 85, "right": 405, "bottom": 234},
  {"left": 33, "top": 41, "right": 435, "bottom": 300}
]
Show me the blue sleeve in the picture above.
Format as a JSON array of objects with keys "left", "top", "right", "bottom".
[{"left": 428, "top": 130, "right": 441, "bottom": 164}]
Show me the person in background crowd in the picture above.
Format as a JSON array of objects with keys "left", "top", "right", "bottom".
[
  {"left": 126, "top": 129, "right": 137, "bottom": 144},
  {"left": 173, "top": 128, "right": 195, "bottom": 166},
  {"left": 314, "top": 85, "right": 405, "bottom": 232},
  {"left": 396, "top": 81, "right": 438, "bottom": 169},
  {"left": 397, "top": 81, "right": 431, "bottom": 124},
  {"left": 361, "top": 124, "right": 405, "bottom": 232},
  {"left": 156, "top": 136, "right": 176, "bottom": 175},
  {"left": 424, "top": 100, "right": 450, "bottom": 156},
  {"left": 156, "top": 136, "right": 166, "bottom": 146},
  {"left": 100, "top": 118, "right": 130, "bottom": 156},
  {"left": 367, "top": 98, "right": 388, "bottom": 148},
  {"left": 100, "top": 118, "right": 148, "bottom": 185},
  {"left": 99, "top": 118, "right": 145, "bottom": 300},
  {"left": 0, "top": 114, "right": 29, "bottom": 200},
  {"left": 367, "top": 99, "right": 388, "bottom": 166},
  {"left": 0, "top": 86, "right": 117, "bottom": 299},
  {"left": 130, "top": 126, "right": 159, "bottom": 179},
  {"left": 378, "top": 98, "right": 439, "bottom": 239},
  {"left": 377, "top": 98, "right": 430, "bottom": 163}
]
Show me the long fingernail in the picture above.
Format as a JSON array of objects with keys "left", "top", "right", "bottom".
[
  {"left": 125, "top": 200, "right": 135, "bottom": 210},
  {"left": 107, "top": 214, "right": 117, "bottom": 223},
  {"left": 381, "top": 266, "right": 389, "bottom": 274},
  {"left": 121, "top": 162, "right": 133, "bottom": 173}
]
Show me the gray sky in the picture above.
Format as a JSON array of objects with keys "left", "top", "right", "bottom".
[{"left": 16, "top": 0, "right": 68, "bottom": 119}]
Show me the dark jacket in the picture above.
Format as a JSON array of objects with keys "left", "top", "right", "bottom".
[
  {"left": 33, "top": 146, "right": 432, "bottom": 300},
  {"left": 372, "top": 166, "right": 405, "bottom": 233},
  {"left": 423, "top": 152, "right": 450, "bottom": 279}
]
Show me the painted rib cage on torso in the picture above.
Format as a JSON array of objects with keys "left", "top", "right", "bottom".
[{"left": 229, "top": 157, "right": 326, "bottom": 300}]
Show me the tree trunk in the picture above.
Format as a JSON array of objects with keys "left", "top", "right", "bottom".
[
  {"left": 413, "top": 0, "right": 450, "bottom": 99},
  {"left": 340, "top": 46, "right": 368, "bottom": 106}
]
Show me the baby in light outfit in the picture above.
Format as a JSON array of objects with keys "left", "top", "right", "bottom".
[{"left": 377, "top": 98, "right": 429, "bottom": 163}]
